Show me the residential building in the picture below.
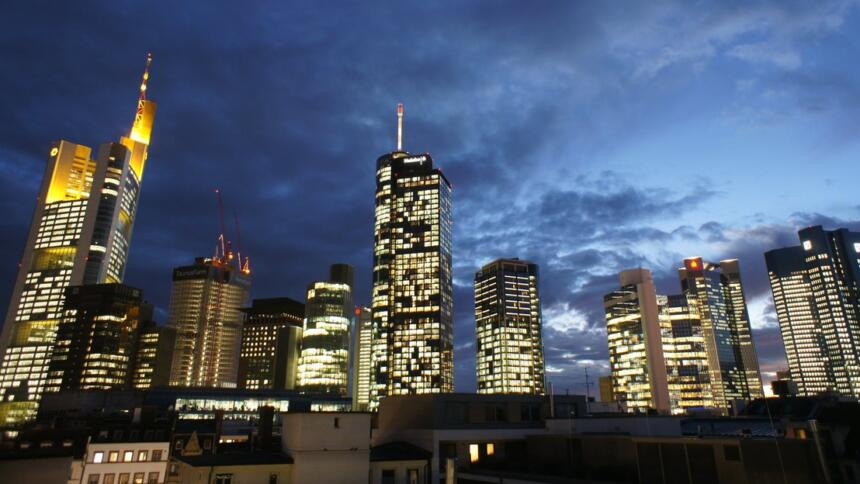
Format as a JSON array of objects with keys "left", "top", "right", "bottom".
[
  {"left": 0, "top": 55, "right": 156, "bottom": 425},
  {"left": 297, "top": 264, "right": 353, "bottom": 395},
  {"left": 168, "top": 257, "right": 251, "bottom": 388},
  {"left": 238, "top": 297, "right": 304, "bottom": 391},
  {"left": 371, "top": 104, "right": 454, "bottom": 407},
  {"left": 170, "top": 453, "right": 292, "bottom": 484},
  {"left": 78, "top": 427, "right": 170, "bottom": 484},
  {"left": 351, "top": 306, "right": 372, "bottom": 410},
  {"left": 766, "top": 226, "right": 860, "bottom": 398},
  {"left": 474, "top": 258, "right": 545, "bottom": 395}
]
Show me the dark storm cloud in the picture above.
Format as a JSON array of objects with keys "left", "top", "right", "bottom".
[{"left": 1, "top": 1, "right": 859, "bottom": 394}]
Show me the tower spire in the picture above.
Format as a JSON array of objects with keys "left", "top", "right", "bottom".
[
  {"left": 396, "top": 103, "right": 403, "bottom": 151},
  {"left": 139, "top": 52, "right": 153, "bottom": 102}
]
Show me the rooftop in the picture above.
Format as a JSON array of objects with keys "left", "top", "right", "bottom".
[{"left": 174, "top": 452, "right": 293, "bottom": 467}]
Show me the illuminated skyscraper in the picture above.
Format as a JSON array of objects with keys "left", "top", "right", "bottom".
[
  {"left": 474, "top": 258, "right": 545, "bottom": 395},
  {"left": 658, "top": 294, "right": 713, "bottom": 414},
  {"left": 351, "top": 306, "right": 372, "bottom": 410},
  {"left": 371, "top": 104, "right": 453, "bottom": 406},
  {"left": 766, "top": 226, "right": 860, "bottom": 398},
  {"left": 238, "top": 297, "right": 305, "bottom": 390},
  {"left": 298, "top": 264, "right": 353, "bottom": 395},
  {"left": 603, "top": 269, "right": 670, "bottom": 413},
  {"left": 0, "top": 55, "right": 156, "bottom": 425},
  {"left": 679, "top": 258, "right": 763, "bottom": 411},
  {"left": 168, "top": 257, "right": 251, "bottom": 388},
  {"left": 44, "top": 284, "right": 151, "bottom": 392}
]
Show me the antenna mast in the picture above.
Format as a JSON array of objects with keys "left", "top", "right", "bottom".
[{"left": 396, "top": 103, "right": 404, "bottom": 151}]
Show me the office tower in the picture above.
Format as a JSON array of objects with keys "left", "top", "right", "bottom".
[
  {"left": 44, "top": 284, "right": 150, "bottom": 392},
  {"left": 598, "top": 376, "right": 614, "bottom": 402},
  {"left": 351, "top": 306, "right": 372, "bottom": 410},
  {"left": 679, "top": 258, "right": 764, "bottom": 411},
  {"left": 766, "top": 226, "right": 860, "bottom": 398},
  {"left": 168, "top": 256, "right": 251, "bottom": 388},
  {"left": 371, "top": 104, "right": 454, "bottom": 407},
  {"left": 238, "top": 297, "right": 305, "bottom": 390},
  {"left": 297, "top": 264, "right": 353, "bottom": 395},
  {"left": 658, "top": 294, "right": 714, "bottom": 414},
  {"left": 0, "top": 55, "right": 156, "bottom": 424},
  {"left": 474, "top": 258, "right": 545, "bottom": 395},
  {"left": 133, "top": 322, "right": 176, "bottom": 389},
  {"left": 603, "top": 269, "right": 670, "bottom": 413}
]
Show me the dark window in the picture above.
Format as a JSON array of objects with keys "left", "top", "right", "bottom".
[
  {"left": 215, "top": 474, "right": 233, "bottom": 484},
  {"left": 203, "top": 439, "right": 212, "bottom": 449},
  {"left": 147, "top": 473, "right": 158, "bottom": 484},
  {"left": 87, "top": 474, "right": 100, "bottom": 484},
  {"left": 151, "top": 450, "right": 162, "bottom": 462},
  {"left": 269, "top": 474, "right": 278, "bottom": 484},
  {"left": 104, "top": 474, "right": 115, "bottom": 484},
  {"left": 381, "top": 469, "right": 395, "bottom": 484},
  {"left": 118, "top": 474, "right": 130, "bottom": 484},
  {"left": 408, "top": 469, "right": 419, "bottom": 484},
  {"left": 334, "top": 417, "right": 340, "bottom": 428},
  {"left": 723, "top": 445, "right": 740, "bottom": 461}
]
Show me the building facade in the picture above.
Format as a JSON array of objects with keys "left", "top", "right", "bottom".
[
  {"left": 371, "top": 105, "right": 454, "bottom": 407},
  {"left": 0, "top": 56, "right": 156, "bottom": 424},
  {"left": 351, "top": 306, "right": 372, "bottom": 410},
  {"left": 603, "top": 269, "right": 670, "bottom": 413},
  {"left": 133, "top": 322, "right": 176, "bottom": 390},
  {"left": 474, "top": 258, "right": 545, "bottom": 395},
  {"left": 44, "top": 284, "right": 151, "bottom": 393},
  {"left": 765, "top": 226, "right": 860, "bottom": 398},
  {"left": 168, "top": 257, "right": 251, "bottom": 388},
  {"left": 297, "top": 264, "right": 353, "bottom": 395},
  {"left": 658, "top": 294, "right": 713, "bottom": 413},
  {"left": 238, "top": 297, "right": 305, "bottom": 391},
  {"left": 679, "top": 258, "right": 763, "bottom": 411}
]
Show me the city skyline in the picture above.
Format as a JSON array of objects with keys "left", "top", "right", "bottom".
[{"left": 2, "top": 2, "right": 860, "bottom": 395}]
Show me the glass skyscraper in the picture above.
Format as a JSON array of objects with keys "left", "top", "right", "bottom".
[
  {"left": 351, "top": 306, "right": 372, "bottom": 410},
  {"left": 474, "top": 258, "right": 545, "bottom": 395},
  {"left": 238, "top": 297, "right": 305, "bottom": 391},
  {"left": 679, "top": 258, "right": 763, "bottom": 411},
  {"left": 0, "top": 55, "right": 156, "bottom": 425},
  {"left": 168, "top": 257, "right": 251, "bottom": 388},
  {"left": 371, "top": 105, "right": 453, "bottom": 407},
  {"left": 297, "top": 264, "right": 353, "bottom": 395},
  {"left": 766, "top": 226, "right": 860, "bottom": 398},
  {"left": 658, "top": 294, "right": 713, "bottom": 414}
]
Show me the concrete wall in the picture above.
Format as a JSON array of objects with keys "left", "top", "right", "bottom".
[
  {"left": 174, "top": 462, "right": 292, "bottom": 484},
  {"left": 282, "top": 412, "right": 370, "bottom": 484}
]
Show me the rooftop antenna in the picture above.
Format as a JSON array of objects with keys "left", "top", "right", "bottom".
[
  {"left": 131, "top": 52, "right": 153, "bottom": 135},
  {"left": 214, "top": 188, "right": 227, "bottom": 261},
  {"left": 396, "top": 103, "right": 404, "bottom": 151}
]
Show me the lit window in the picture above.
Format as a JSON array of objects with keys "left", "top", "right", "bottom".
[
  {"left": 469, "top": 444, "right": 479, "bottom": 463},
  {"left": 93, "top": 451, "right": 104, "bottom": 463},
  {"left": 486, "top": 443, "right": 494, "bottom": 456},
  {"left": 803, "top": 240, "right": 812, "bottom": 251},
  {"left": 138, "top": 450, "right": 148, "bottom": 462},
  {"left": 124, "top": 450, "right": 134, "bottom": 462},
  {"left": 109, "top": 451, "right": 119, "bottom": 462}
]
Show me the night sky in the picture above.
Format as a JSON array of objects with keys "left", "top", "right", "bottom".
[{"left": 2, "top": 1, "right": 860, "bottom": 395}]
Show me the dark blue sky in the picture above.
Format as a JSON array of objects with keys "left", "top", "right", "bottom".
[{"left": 2, "top": 1, "right": 859, "bottom": 394}]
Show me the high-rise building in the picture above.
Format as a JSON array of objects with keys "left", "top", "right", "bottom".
[
  {"left": 603, "top": 269, "right": 670, "bottom": 413},
  {"left": 371, "top": 104, "right": 454, "bottom": 407},
  {"left": 238, "top": 297, "right": 305, "bottom": 391},
  {"left": 679, "top": 258, "right": 764, "bottom": 411},
  {"left": 658, "top": 294, "right": 713, "bottom": 414},
  {"left": 598, "top": 376, "right": 614, "bottom": 403},
  {"left": 351, "top": 306, "right": 372, "bottom": 410},
  {"left": 474, "top": 258, "right": 545, "bottom": 395},
  {"left": 168, "top": 257, "right": 251, "bottom": 388},
  {"left": 765, "top": 226, "right": 860, "bottom": 398},
  {"left": 44, "top": 284, "right": 151, "bottom": 392},
  {"left": 0, "top": 55, "right": 156, "bottom": 425},
  {"left": 133, "top": 321, "right": 176, "bottom": 390},
  {"left": 298, "top": 264, "right": 353, "bottom": 395}
]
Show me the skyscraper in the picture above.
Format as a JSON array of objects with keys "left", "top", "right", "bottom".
[
  {"left": 658, "top": 294, "right": 713, "bottom": 413},
  {"left": 0, "top": 55, "right": 156, "bottom": 424},
  {"left": 474, "top": 258, "right": 545, "bottom": 395},
  {"left": 351, "top": 306, "right": 372, "bottom": 410},
  {"left": 238, "top": 297, "right": 305, "bottom": 391},
  {"left": 168, "top": 256, "right": 251, "bottom": 388},
  {"left": 297, "top": 264, "right": 353, "bottom": 395},
  {"left": 603, "top": 269, "right": 670, "bottom": 413},
  {"left": 371, "top": 104, "right": 454, "bottom": 407},
  {"left": 765, "top": 226, "right": 860, "bottom": 398},
  {"left": 133, "top": 321, "right": 176, "bottom": 390},
  {"left": 44, "top": 284, "right": 151, "bottom": 392},
  {"left": 679, "top": 258, "right": 763, "bottom": 411}
]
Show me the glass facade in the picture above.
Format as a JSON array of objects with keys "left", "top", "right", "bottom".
[
  {"left": 474, "top": 259, "right": 545, "bottom": 395},
  {"left": 168, "top": 258, "right": 251, "bottom": 388},
  {"left": 0, "top": 58, "right": 156, "bottom": 425},
  {"left": 766, "top": 226, "right": 860, "bottom": 398},
  {"left": 679, "top": 258, "right": 763, "bottom": 412},
  {"left": 297, "top": 264, "right": 353, "bottom": 395},
  {"left": 351, "top": 306, "right": 372, "bottom": 410},
  {"left": 371, "top": 149, "right": 454, "bottom": 408},
  {"left": 659, "top": 294, "right": 713, "bottom": 414},
  {"left": 238, "top": 298, "right": 304, "bottom": 391}
]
